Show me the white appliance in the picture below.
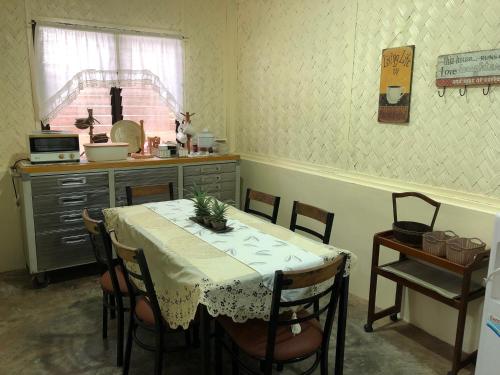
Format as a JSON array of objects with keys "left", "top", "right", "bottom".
[
  {"left": 29, "top": 131, "right": 80, "bottom": 163},
  {"left": 476, "top": 213, "right": 500, "bottom": 374}
]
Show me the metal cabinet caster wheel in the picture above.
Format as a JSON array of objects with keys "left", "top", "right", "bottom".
[
  {"left": 31, "top": 273, "right": 49, "bottom": 288},
  {"left": 390, "top": 313, "right": 399, "bottom": 322},
  {"left": 363, "top": 323, "right": 373, "bottom": 333}
]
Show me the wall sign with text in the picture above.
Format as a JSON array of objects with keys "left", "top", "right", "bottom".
[
  {"left": 436, "top": 49, "right": 500, "bottom": 87},
  {"left": 378, "top": 45, "right": 415, "bottom": 124}
]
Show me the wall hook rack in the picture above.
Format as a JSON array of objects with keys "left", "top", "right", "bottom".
[
  {"left": 459, "top": 86, "right": 467, "bottom": 96},
  {"left": 483, "top": 84, "right": 491, "bottom": 96},
  {"left": 437, "top": 87, "right": 446, "bottom": 97}
]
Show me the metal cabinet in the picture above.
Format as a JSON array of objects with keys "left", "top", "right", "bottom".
[
  {"left": 19, "top": 159, "right": 239, "bottom": 282},
  {"left": 183, "top": 162, "right": 237, "bottom": 203},
  {"left": 114, "top": 167, "right": 178, "bottom": 206},
  {"left": 30, "top": 172, "right": 109, "bottom": 272}
]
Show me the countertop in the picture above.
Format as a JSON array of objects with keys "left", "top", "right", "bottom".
[{"left": 17, "top": 154, "right": 240, "bottom": 174}]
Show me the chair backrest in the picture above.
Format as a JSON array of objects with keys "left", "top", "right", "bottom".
[
  {"left": 126, "top": 182, "right": 174, "bottom": 206},
  {"left": 289, "top": 201, "right": 334, "bottom": 244},
  {"left": 110, "top": 231, "right": 164, "bottom": 328},
  {"left": 82, "top": 208, "right": 123, "bottom": 295},
  {"left": 244, "top": 188, "right": 281, "bottom": 224},
  {"left": 265, "top": 254, "right": 347, "bottom": 368},
  {"left": 82, "top": 208, "right": 112, "bottom": 268}
]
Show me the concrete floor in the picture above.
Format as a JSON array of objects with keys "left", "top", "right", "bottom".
[{"left": 0, "top": 267, "right": 474, "bottom": 375}]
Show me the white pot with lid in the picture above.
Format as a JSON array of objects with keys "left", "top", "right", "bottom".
[{"left": 197, "top": 128, "right": 214, "bottom": 151}]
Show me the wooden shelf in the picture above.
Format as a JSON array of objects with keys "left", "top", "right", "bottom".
[
  {"left": 376, "top": 230, "right": 490, "bottom": 274},
  {"left": 366, "top": 229, "right": 490, "bottom": 375}
]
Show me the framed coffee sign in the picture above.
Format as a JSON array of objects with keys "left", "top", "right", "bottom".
[
  {"left": 436, "top": 49, "right": 500, "bottom": 87},
  {"left": 378, "top": 45, "right": 415, "bottom": 124}
]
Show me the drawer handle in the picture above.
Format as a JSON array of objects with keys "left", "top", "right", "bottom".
[
  {"left": 62, "top": 234, "right": 87, "bottom": 245},
  {"left": 58, "top": 195, "right": 88, "bottom": 206},
  {"left": 206, "top": 184, "right": 222, "bottom": 191},
  {"left": 58, "top": 177, "right": 87, "bottom": 187},
  {"left": 200, "top": 166, "right": 221, "bottom": 174},
  {"left": 60, "top": 213, "right": 83, "bottom": 223},
  {"left": 201, "top": 176, "right": 221, "bottom": 183}
]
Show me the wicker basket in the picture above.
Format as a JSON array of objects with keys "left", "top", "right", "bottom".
[
  {"left": 446, "top": 237, "right": 486, "bottom": 265},
  {"left": 422, "top": 231, "right": 457, "bottom": 257}
]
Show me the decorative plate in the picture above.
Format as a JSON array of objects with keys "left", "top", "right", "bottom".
[{"left": 110, "top": 120, "right": 144, "bottom": 153}]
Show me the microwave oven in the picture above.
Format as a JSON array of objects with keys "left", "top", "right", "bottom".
[{"left": 29, "top": 131, "right": 80, "bottom": 164}]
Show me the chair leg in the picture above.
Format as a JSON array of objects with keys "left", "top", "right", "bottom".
[
  {"left": 263, "top": 359, "right": 273, "bottom": 375},
  {"left": 123, "top": 319, "right": 134, "bottom": 375},
  {"left": 215, "top": 322, "right": 223, "bottom": 375},
  {"left": 109, "top": 294, "right": 116, "bottom": 320},
  {"left": 277, "top": 363, "right": 284, "bottom": 372},
  {"left": 231, "top": 341, "right": 239, "bottom": 375},
  {"left": 102, "top": 291, "right": 108, "bottom": 339},
  {"left": 116, "top": 306, "right": 124, "bottom": 367},
  {"left": 154, "top": 331, "right": 164, "bottom": 375},
  {"left": 320, "top": 352, "right": 329, "bottom": 375}
]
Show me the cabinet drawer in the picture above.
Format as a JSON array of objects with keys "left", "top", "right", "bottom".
[
  {"left": 185, "top": 189, "right": 235, "bottom": 203},
  {"left": 36, "top": 227, "right": 95, "bottom": 271},
  {"left": 115, "top": 167, "right": 178, "bottom": 206},
  {"left": 33, "top": 189, "right": 109, "bottom": 215},
  {"left": 183, "top": 163, "right": 236, "bottom": 177},
  {"left": 184, "top": 181, "right": 235, "bottom": 194},
  {"left": 184, "top": 172, "right": 235, "bottom": 186},
  {"left": 31, "top": 172, "right": 108, "bottom": 196},
  {"left": 34, "top": 207, "right": 104, "bottom": 235}
]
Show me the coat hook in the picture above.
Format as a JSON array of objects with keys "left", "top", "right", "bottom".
[
  {"left": 459, "top": 86, "right": 467, "bottom": 96},
  {"left": 438, "top": 86, "right": 446, "bottom": 97},
  {"left": 483, "top": 84, "right": 491, "bottom": 96}
]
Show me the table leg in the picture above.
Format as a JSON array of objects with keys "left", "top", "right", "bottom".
[
  {"left": 200, "top": 305, "right": 211, "bottom": 375},
  {"left": 334, "top": 275, "right": 349, "bottom": 375}
]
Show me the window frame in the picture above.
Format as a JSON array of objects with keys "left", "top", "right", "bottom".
[{"left": 28, "top": 17, "right": 186, "bottom": 127}]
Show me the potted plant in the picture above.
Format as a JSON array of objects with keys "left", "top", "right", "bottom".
[
  {"left": 189, "top": 186, "right": 211, "bottom": 224},
  {"left": 210, "top": 198, "right": 229, "bottom": 230}
]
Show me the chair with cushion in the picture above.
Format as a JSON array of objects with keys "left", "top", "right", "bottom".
[
  {"left": 82, "top": 208, "right": 129, "bottom": 367},
  {"left": 110, "top": 231, "right": 196, "bottom": 375},
  {"left": 126, "top": 182, "right": 174, "bottom": 206},
  {"left": 289, "top": 201, "right": 335, "bottom": 244},
  {"left": 214, "top": 254, "right": 347, "bottom": 375},
  {"left": 244, "top": 188, "right": 281, "bottom": 224}
]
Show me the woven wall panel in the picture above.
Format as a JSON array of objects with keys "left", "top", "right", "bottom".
[
  {"left": 236, "top": 0, "right": 356, "bottom": 169},
  {"left": 0, "top": 0, "right": 36, "bottom": 170},
  {"left": 236, "top": 0, "right": 500, "bottom": 199}
]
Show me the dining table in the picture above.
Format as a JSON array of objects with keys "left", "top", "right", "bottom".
[{"left": 103, "top": 199, "right": 356, "bottom": 375}]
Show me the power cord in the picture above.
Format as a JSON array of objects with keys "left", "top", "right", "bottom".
[{"left": 9, "top": 158, "right": 30, "bottom": 206}]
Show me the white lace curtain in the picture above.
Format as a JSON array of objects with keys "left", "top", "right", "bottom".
[{"left": 34, "top": 24, "right": 184, "bottom": 123}]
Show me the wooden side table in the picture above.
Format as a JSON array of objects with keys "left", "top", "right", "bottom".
[{"left": 365, "top": 230, "right": 489, "bottom": 375}]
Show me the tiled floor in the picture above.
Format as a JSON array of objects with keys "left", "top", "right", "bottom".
[{"left": 0, "top": 268, "right": 474, "bottom": 374}]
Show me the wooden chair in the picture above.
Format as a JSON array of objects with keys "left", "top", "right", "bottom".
[
  {"left": 289, "top": 201, "right": 335, "bottom": 244},
  {"left": 244, "top": 188, "right": 281, "bottom": 224},
  {"left": 82, "top": 208, "right": 129, "bottom": 367},
  {"left": 214, "top": 254, "right": 347, "bottom": 375},
  {"left": 110, "top": 231, "right": 196, "bottom": 375},
  {"left": 126, "top": 182, "right": 174, "bottom": 206}
]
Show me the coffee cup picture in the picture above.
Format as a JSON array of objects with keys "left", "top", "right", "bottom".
[{"left": 386, "top": 85, "right": 404, "bottom": 104}]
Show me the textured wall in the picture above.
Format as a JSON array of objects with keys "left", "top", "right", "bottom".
[
  {"left": 0, "top": 0, "right": 230, "bottom": 271},
  {"left": 236, "top": 0, "right": 500, "bottom": 199}
]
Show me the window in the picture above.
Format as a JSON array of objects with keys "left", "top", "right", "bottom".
[{"left": 34, "top": 23, "right": 183, "bottom": 147}]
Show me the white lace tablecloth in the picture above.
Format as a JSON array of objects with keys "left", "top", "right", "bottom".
[{"left": 103, "top": 201, "right": 356, "bottom": 329}]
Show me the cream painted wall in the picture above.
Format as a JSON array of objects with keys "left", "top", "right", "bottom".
[
  {"left": 234, "top": 0, "right": 500, "bottom": 352},
  {"left": 0, "top": 0, "right": 232, "bottom": 272},
  {"left": 240, "top": 158, "right": 493, "bottom": 352}
]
